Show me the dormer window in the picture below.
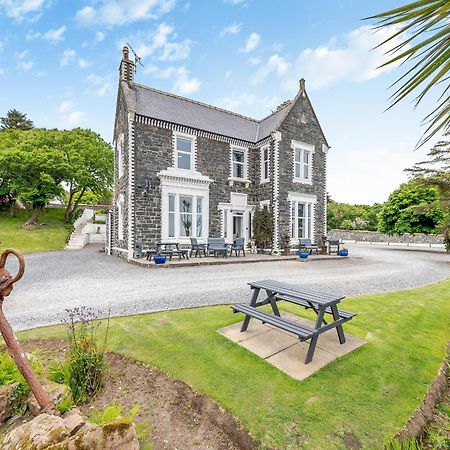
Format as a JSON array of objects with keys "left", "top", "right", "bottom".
[
  {"left": 174, "top": 131, "right": 196, "bottom": 171},
  {"left": 291, "top": 140, "right": 314, "bottom": 184}
]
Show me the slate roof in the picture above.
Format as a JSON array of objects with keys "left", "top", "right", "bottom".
[{"left": 131, "top": 82, "right": 292, "bottom": 143}]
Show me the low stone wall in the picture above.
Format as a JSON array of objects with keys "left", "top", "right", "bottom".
[{"left": 328, "top": 229, "right": 444, "bottom": 246}]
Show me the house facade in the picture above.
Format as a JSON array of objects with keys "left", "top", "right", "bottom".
[{"left": 107, "top": 47, "right": 330, "bottom": 259}]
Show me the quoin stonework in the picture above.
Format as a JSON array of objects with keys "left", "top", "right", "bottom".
[{"left": 107, "top": 46, "right": 330, "bottom": 259}]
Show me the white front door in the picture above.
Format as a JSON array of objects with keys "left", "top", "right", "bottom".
[{"left": 233, "top": 215, "right": 243, "bottom": 240}]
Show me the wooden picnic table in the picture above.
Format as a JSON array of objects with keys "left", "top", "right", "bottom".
[{"left": 232, "top": 279, "right": 355, "bottom": 364}]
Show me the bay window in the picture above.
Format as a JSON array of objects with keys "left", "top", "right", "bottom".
[{"left": 165, "top": 193, "right": 205, "bottom": 239}]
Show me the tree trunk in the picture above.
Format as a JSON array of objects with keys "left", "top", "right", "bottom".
[
  {"left": 64, "top": 189, "right": 75, "bottom": 224},
  {"left": 22, "top": 205, "right": 41, "bottom": 227}
]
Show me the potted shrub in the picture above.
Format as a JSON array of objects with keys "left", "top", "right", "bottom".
[
  {"left": 253, "top": 208, "right": 273, "bottom": 253},
  {"left": 154, "top": 255, "right": 167, "bottom": 264}
]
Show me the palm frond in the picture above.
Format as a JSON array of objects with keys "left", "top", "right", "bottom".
[{"left": 366, "top": 0, "right": 450, "bottom": 147}]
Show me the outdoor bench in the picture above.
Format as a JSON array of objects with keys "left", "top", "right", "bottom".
[
  {"left": 232, "top": 304, "right": 315, "bottom": 341},
  {"left": 231, "top": 279, "right": 356, "bottom": 364},
  {"left": 275, "top": 294, "right": 356, "bottom": 321}
]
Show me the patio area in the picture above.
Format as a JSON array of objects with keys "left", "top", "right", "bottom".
[
  {"left": 130, "top": 252, "right": 345, "bottom": 268},
  {"left": 218, "top": 312, "right": 365, "bottom": 380}
]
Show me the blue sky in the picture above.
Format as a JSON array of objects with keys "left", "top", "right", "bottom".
[{"left": 0, "top": 0, "right": 436, "bottom": 204}]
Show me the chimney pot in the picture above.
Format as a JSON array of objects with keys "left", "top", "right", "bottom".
[
  {"left": 299, "top": 78, "right": 305, "bottom": 91},
  {"left": 123, "top": 46, "right": 129, "bottom": 60}
]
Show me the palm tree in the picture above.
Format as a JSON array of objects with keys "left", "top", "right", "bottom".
[{"left": 367, "top": 0, "right": 450, "bottom": 147}]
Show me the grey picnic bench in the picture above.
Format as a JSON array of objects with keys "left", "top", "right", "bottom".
[{"left": 231, "top": 279, "right": 356, "bottom": 364}]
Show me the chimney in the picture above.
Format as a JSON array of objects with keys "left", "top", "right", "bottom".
[
  {"left": 119, "top": 46, "right": 135, "bottom": 83},
  {"left": 299, "top": 78, "right": 305, "bottom": 92}
]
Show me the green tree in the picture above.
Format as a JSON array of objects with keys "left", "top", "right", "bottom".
[
  {"left": 0, "top": 109, "right": 34, "bottom": 131},
  {"left": 61, "top": 128, "right": 113, "bottom": 223},
  {"left": 378, "top": 180, "right": 444, "bottom": 235},
  {"left": 406, "top": 134, "right": 450, "bottom": 250},
  {"left": 368, "top": 1, "right": 450, "bottom": 147},
  {"left": 327, "top": 197, "right": 381, "bottom": 231},
  {"left": 0, "top": 129, "right": 69, "bottom": 226}
]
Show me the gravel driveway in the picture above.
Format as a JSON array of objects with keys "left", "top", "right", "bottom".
[{"left": 4, "top": 244, "right": 449, "bottom": 331}]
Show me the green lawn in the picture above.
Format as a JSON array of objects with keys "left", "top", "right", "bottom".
[
  {"left": 20, "top": 279, "right": 450, "bottom": 449},
  {"left": 0, "top": 208, "right": 70, "bottom": 254}
]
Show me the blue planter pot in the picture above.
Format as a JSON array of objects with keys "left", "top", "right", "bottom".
[
  {"left": 154, "top": 256, "right": 167, "bottom": 265},
  {"left": 339, "top": 251, "right": 348, "bottom": 257},
  {"left": 298, "top": 252, "right": 309, "bottom": 259}
]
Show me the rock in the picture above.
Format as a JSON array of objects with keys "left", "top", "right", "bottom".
[
  {"left": 0, "top": 382, "right": 19, "bottom": 424},
  {"left": 62, "top": 409, "right": 85, "bottom": 436},
  {"left": 64, "top": 418, "right": 139, "bottom": 450},
  {"left": 0, "top": 413, "right": 69, "bottom": 450},
  {"left": 27, "top": 381, "right": 71, "bottom": 416}
]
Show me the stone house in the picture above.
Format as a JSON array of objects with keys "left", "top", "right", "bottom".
[{"left": 107, "top": 47, "right": 330, "bottom": 259}]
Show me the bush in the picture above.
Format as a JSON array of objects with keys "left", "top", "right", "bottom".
[
  {"left": 89, "top": 401, "right": 139, "bottom": 425},
  {"left": 50, "top": 307, "right": 109, "bottom": 404},
  {"left": 0, "top": 351, "right": 41, "bottom": 414}
]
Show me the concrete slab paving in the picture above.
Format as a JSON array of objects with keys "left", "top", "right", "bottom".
[{"left": 218, "top": 315, "right": 366, "bottom": 380}]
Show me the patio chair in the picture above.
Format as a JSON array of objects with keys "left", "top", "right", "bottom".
[
  {"left": 298, "top": 238, "right": 319, "bottom": 255},
  {"left": 327, "top": 238, "right": 340, "bottom": 255},
  {"left": 230, "top": 237, "right": 246, "bottom": 256},
  {"left": 145, "top": 243, "right": 158, "bottom": 261},
  {"left": 190, "top": 237, "right": 206, "bottom": 257},
  {"left": 207, "top": 237, "right": 228, "bottom": 258},
  {"left": 134, "top": 241, "right": 143, "bottom": 258}
]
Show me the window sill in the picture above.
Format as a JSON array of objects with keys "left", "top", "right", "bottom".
[
  {"left": 228, "top": 177, "right": 251, "bottom": 188},
  {"left": 293, "top": 178, "right": 312, "bottom": 185},
  {"left": 260, "top": 178, "right": 270, "bottom": 185}
]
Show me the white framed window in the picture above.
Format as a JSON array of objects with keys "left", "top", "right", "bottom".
[
  {"left": 291, "top": 140, "right": 314, "bottom": 184},
  {"left": 117, "top": 133, "right": 124, "bottom": 179},
  {"left": 173, "top": 131, "right": 196, "bottom": 171},
  {"left": 260, "top": 200, "right": 270, "bottom": 210},
  {"left": 260, "top": 145, "right": 270, "bottom": 183},
  {"left": 166, "top": 194, "right": 204, "bottom": 239},
  {"left": 116, "top": 194, "right": 124, "bottom": 241},
  {"left": 230, "top": 146, "right": 248, "bottom": 180},
  {"left": 289, "top": 193, "right": 316, "bottom": 241}
]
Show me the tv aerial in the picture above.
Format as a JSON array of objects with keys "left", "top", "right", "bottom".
[{"left": 126, "top": 42, "right": 144, "bottom": 71}]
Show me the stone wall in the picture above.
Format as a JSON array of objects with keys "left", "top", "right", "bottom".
[
  {"left": 277, "top": 90, "right": 327, "bottom": 246},
  {"left": 329, "top": 229, "right": 444, "bottom": 245}
]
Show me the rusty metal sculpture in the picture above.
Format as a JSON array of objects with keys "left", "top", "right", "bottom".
[{"left": 0, "top": 248, "right": 53, "bottom": 412}]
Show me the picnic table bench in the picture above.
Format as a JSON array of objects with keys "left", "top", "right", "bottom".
[{"left": 231, "top": 279, "right": 356, "bottom": 364}]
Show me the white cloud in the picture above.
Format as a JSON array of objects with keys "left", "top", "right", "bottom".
[
  {"left": 285, "top": 25, "right": 406, "bottom": 92},
  {"left": 95, "top": 31, "right": 105, "bottom": 42},
  {"left": 26, "top": 30, "right": 40, "bottom": 40},
  {"left": 220, "top": 22, "right": 242, "bottom": 37},
  {"left": 143, "top": 65, "right": 201, "bottom": 95},
  {"left": 42, "top": 25, "right": 66, "bottom": 43},
  {"left": 159, "top": 39, "right": 192, "bottom": 61},
  {"left": 248, "top": 57, "right": 260, "bottom": 66},
  {"left": 86, "top": 73, "right": 113, "bottom": 96},
  {"left": 64, "top": 111, "right": 85, "bottom": 127},
  {"left": 16, "top": 50, "right": 28, "bottom": 59},
  {"left": 57, "top": 99, "right": 85, "bottom": 127},
  {"left": 240, "top": 32, "right": 260, "bottom": 53},
  {"left": 216, "top": 92, "right": 280, "bottom": 118},
  {"left": 225, "top": 70, "right": 232, "bottom": 80},
  {"left": 251, "top": 54, "right": 291, "bottom": 85},
  {"left": 58, "top": 100, "right": 73, "bottom": 113},
  {"left": 60, "top": 48, "right": 76, "bottom": 66},
  {"left": 0, "top": 0, "right": 46, "bottom": 22},
  {"left": 328, "top": 146, "right": 419, "bottom": 204},
  {"left": 78, "top": 58, "right": 91, "bottom": 69},
  {"left": 76, "top": 0, "right": 175, "bottom": 26},
  {"left": 0, "top": 68, "right": 4, "bottom": 75},
  {"left": 121, "top": 22, "right": 193, "bottom": 62},
  {"left": 19, "top": 60, "right": 33, "bottom": 71}
]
